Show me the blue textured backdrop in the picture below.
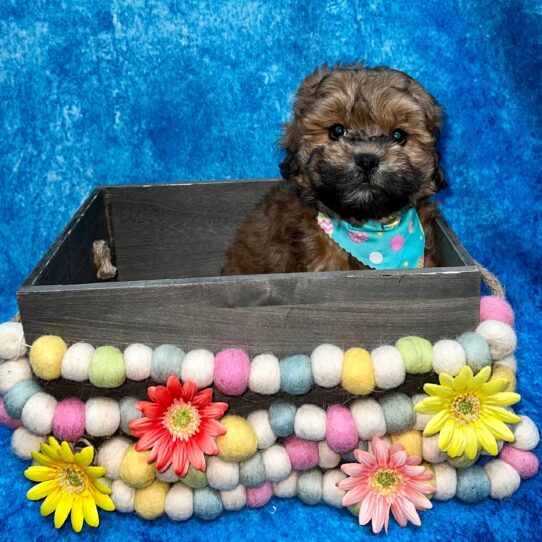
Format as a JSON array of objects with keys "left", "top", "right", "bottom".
[{"left": 1, "top": 1, "right": 541, "bottom": 540}]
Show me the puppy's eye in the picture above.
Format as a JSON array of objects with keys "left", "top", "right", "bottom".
[
  {"left": 391, "top": 129, "right": 408, "bottom": 145},
  {"left": 329, "top": 124, "right": 346, "bottom": 140}
]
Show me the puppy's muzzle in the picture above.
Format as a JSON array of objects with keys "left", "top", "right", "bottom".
[{"left": 355, "top": 153, "right": 379, "bottom": 174}]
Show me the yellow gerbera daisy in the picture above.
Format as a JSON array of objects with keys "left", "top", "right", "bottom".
[
  {"left": 415, "top": 365, "right": 521, "bottom": 460},
  {"left": 24, "top": 437, "right": 115, "bottom": 532}
]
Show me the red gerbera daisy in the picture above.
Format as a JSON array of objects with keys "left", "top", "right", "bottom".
[{"left": 129, "top": 376, "right": 228, "bottom": 476}]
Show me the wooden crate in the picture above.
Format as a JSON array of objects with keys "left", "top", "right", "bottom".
[{"left": 17, "top": 179, "right": 480, "bottom": 355}]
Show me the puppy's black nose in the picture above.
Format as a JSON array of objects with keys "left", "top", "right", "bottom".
[{"left": 355, "top": 153, "right": 379, "bottom": 173}]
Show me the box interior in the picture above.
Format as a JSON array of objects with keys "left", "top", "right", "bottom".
[{"left": 24, "top": 180, "right": 475, "bottom": 287}]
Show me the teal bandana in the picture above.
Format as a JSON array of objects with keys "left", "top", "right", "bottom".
[{"left": 316, "top": 207, "right": 425, "bottom": 269}]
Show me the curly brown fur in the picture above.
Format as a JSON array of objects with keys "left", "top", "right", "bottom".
[{"left": 222, "top": 63, "right": 445, "bottom": 275}]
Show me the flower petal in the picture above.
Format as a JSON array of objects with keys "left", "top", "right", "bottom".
[
  {"left": 182, "top": 380, "right": 198, "bottom": 402},
  {"left": 191, "top": 388, "right": 213, "bottom": 407},
  {"left": 468, "top": 366, "right": 491, "bottom": 391},
  {"left": 86, "top": 466, "right": 106, "bottom": 479},
  {"left": 341, "top": 463, "right": 365, "bottom": 477},
  {"left": 481, "top": 416, "right": 515, "bottom": 442},
  {"left": 423, "top": 383, "right": 454, "bottom": 399},
  {"left": 484, "top": 392, "right": 521, "bottom": 406},
  {"left": 58, "top": 441, "right": 75, "bottom": 463},
  {"left": 438, "top": 373, "right": 455, "bottom": 388},
  {"left": 371, "top": 437, "right": 389, "bottom": 466},
  {"left": 447, "top": 429, "right": 466, "bottom": 458},
  {"left": 438, "top": 419, "right": 456, "bottom": 452},
  {"left": 482, "top": 405, "right": 521, "bottom": 424},
  {"left": 148, "top": 385, "right": 173, "bottom": 409},
  {"left": 423, "top": 410, "right": 449, "bottom": 437},
  {"left": 136, "top": 402, "right": 163, "bottom": 419},
  {"left": 358, "top": 492, "right": 376, "bottom": 526},
  {"left": 415, "top": 397, "right": 446, "bottom": 415},
  {"left": 371, "top": 495, "right": 389, "bottom": 534},
  {"left": 24, "top": 466, "right": 57, "bottom": 483},
  {"left": 75, "top": 446, "right": 94, "bottom": 468},
  {"left": 200, "top": 418, "right": 227, "bottom": 437},
  {"left": 452, "top": 366, "right": 472, "bottom": 392},
  {"left": 173, "top": 442, "right": 189, "bottom": 477},
  {"left": 167, "top": 376, "right": 183, "bottom": 398},
  {"left": 342, "top": 484, "right": 371, "bottom": 507},
  {"left": 40, "top": 489, "right": 62, "bottom": 516},
  {"left": 54, "top": 493, "right": 74, "bottom": 529},
  {"left": 475, "top": 421, "right": 499, "bottom": 455},
  {"left": 90, "top": 487, "right": 115, "bottom": 511},
  {"left": 31, "top": 451, "right": 61, "bottom": 467},
  {"left": 353, "top": 449, "right": 377, "bottom": 468},
  {"left": 83, "top": 494, "right": 100, "bottom": 527},
  {"left": 71, "top": 496, "right": 84, "bottom": 533},
  {"left": 463, "top": 424, "right": 479, "bottom": 460},
  {"left": 479, "top": 378, "right": 508, "bottom": 396},
  {"left": 199, "top": 403, "right": 229, "bottom": 420},
  {"left": 186, "top": 438, "right": 206, "bottom": 471},
  {"left": 27, "top": 479, "right": 59, "bottom": 501},
  {"left": 390, "top": 450, "right": 408, "bottom": 468}
]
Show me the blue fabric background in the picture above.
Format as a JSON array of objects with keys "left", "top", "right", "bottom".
[{"left": 0, "top": 0, "right": 541, "bottom": 540}]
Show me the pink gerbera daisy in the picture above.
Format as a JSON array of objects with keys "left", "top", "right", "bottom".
[
  {"left": 129, "top": 376, "right": 228, "bottom": 477},
  {"left": 337, "top": 436, "right": 435, "bottom": 533}
]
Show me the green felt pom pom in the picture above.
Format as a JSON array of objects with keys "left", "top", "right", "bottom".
[
  {"left": 89, "top": 346, "right": 126, "bottom": 388},
  {"left": 181, "top": 465, "right": 208, "bottom": 488},
  {"left": 396, "top": 336, "right": 433, "bottom": 374}
]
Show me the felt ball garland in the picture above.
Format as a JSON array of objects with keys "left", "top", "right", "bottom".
[{"left": 0, "top": 294, "right": 539, "bottom": 531}]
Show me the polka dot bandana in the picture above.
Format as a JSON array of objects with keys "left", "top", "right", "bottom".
[{"left": 316, "top": 207, "right": 425, "bottom": 269}]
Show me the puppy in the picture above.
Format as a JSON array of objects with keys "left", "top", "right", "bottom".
[{"left": 222, "top": 63, "right": 446, "bottom": 275}]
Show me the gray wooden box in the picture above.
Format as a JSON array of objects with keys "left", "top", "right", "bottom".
[{"left": 18, "top": 179, "right": 480, "bottom": 355}]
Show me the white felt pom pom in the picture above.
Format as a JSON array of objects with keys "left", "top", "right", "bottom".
[
  {"left": 422, "top": 435, "right": 447, "bottom": 463},
  {"left": 433, "top": 462, "right": 457, "bottom": 501},
  {"left": 262, "top": 444, "right": 292, "bottom": 482},
  {"left": 484, "top": 459, "right": 521, "bottom": 498},
  {"left": 310, "top": 344, "right": 344, "bottom": 388},
  {"left": 476, "top": 320, "right": 517, "bottom": 360},
  {"left": 322, "top": 470, "right": 346, "bottom": 508},
  {"left": 21, "top": 392, "right": 57, "bottom": 435},
  {"left": 248, "top": 354, "right": 280, "bottom": 394},
  {"left": 206, "top": 456, "right": 240, "bottom": 491},
  {"left": 512, "top": 416, "right": 540, "bottom": 450},
  {"left": 61, "top": 342, "right": 95, "bottom": 382},
  {"left": 294, "top": 404, "right": 327, "bottom": 441},
  {"left": 350, "top": 399, "right": 386, "bottom": 440},
  {"left": 371, "top": 345, "right": 405, "bottom": 389},
  {"left": 85, "top": 397, "right": 120, "bottom": 437},
  {"left": 247, "top": 409, "right": 277, "bottom": 449},
  {"left": 123, "top": 344, "right": 152, "bottom": 381},
  {"left": 0, "top": 322, "right": 27, "bottom": 360},
  {"left": 221, "top": 484, "right": 247, "bottom": 511},
  {"left": 180, "top": 349, "right": 214, "bottom": 388},
  {"left": 412, "top": 394, "right": 432, "bottom": 431},
  {"left": 495, "top": 354, "right": 517, "bottom": 373},
  {"left": 432, "top": 340, "right": 466, "bottom": 376},
  {"left": 0, "top": 358, "right": 32, "bottom": 393},
  {"left": 11, "top": 427, "right": 45, "bottom": 459},
  {"left": 111, "top": 480, "right": 135, "bottom": 513},
  {"left": 318, "top": 441, "right": 341, "bottom": 469},
  {"left": 165, "top": 483, "right": 194, "bottom": 520},
  {"left": 273, "top": 471, "right": 298, "bottom": 498},
  {"left": 156, "top": 464, "right": 180, "bottom": 483},
  {"left": 97, "top": 437, "right": 132, "bottom": 479}
]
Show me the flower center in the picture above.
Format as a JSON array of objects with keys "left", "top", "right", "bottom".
[
  {"left": 59, "top": 466, "right": 86, "bottom": 494},
  {"left": 163, "top": 400, "right": 201, "bottom": 440},
  {"left": 371, "top": 468, "right": 403, "bottom": 496},
  {"left": 450, "top": 394, "right": 481, "bottom": 425}
]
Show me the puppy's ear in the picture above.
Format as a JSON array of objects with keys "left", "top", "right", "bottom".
[
  {"left": 406, "top": 79, "right": 443, "bottom": 134},
  {"left": 278, "top": 121, "right": 301, "bottom": 180},
  {"left": 292, "top": 64, "right": 332, "bottom": 117},
  {"left": 432, "top": 150, "right": 448, "bottom": 192}
]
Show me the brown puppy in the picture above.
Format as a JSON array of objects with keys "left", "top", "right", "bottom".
[{"left": 222, "top": 63, "right": 446, "bottom": 275}]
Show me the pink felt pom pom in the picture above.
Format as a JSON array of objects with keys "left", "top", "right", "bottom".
[
  {"left": 480, "top": 296, "right": 515, "bottom": 326},
  {"left": 500, "top": 444, "right": 539, "bottom": 479},
  {"left": 325, "top": 404, "right": 359, "bottom": 454},
  {"left": 246, "top": 482, "right": 273, "bottom": 508},
  {"left": 52, "top": 398, "right": 86, "bottom": 442},
  {"left": 0, "top": 398, "right": 22, "bottom": 429},
  {"left": 283, "top": 435, "right": 319, "bottom": 470},
  {"left": 214, "top": 348, "right": 250, "bottom": 396}
]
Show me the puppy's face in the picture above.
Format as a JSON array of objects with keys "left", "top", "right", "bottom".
[{"left": 280, "top": 65, "right": 445, "bottom": 221}]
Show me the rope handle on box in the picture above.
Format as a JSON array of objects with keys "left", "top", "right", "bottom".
[{"left": 475, "top": 261, "right": 506, "bottom": 299}]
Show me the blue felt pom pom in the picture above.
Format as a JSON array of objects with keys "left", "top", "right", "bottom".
[
  {"left": 4, "top": 380, "right": 42, "bottom": 419},
  {"left": 193, "top": 487, "right": 223, "bottom": 520},
  {"left": 151, "top": 344, "right": 185, "bottom": 383},
  {"left": 269, "top": 400, "right": 297, "bottom": 437},
  {"left": 456, "top": 332, "right": 492, "bottom": 372},
  {"left": 280, "top": 355, "right": 313, "bottom": 395},
  {"left": 456, "top": 465, "right": 490, "bottom": 503}
]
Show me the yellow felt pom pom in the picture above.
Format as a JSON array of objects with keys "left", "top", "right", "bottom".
[
  {"left": 391, "top": 429, "right": 423, "bottom": 458},
  {"left": 216, "top": 415, "right": 257, "bottom": 462},
  {"left": 119, "top": 445, "right": 156, "bottom": 488},
  {"left": 341, "top": 348, "right": 375, "bottom": 395},
  {"left": 29, "top": 335, "right": 67, "bottom": 380},
  {"left": 489, "top": 364, "right": 517, "bottom": 392},
  {"left": 134, "top": 480, "right": 169, "bottom": 519}
]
